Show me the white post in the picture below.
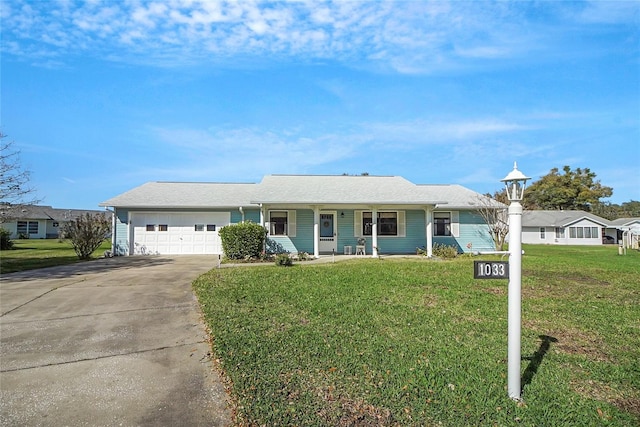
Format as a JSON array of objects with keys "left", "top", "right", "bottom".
[
  {"left": 425, "top": 207, "right": 433, "bottom": 257},
  {"left": 313, "top": 207, "right": 320, "bottom": 259},
  {"left": 371, "top": 207, "right": 379, "bottom": 257},
  {"left": 507, "top": 199, "right": 523, "bottom": 400}
]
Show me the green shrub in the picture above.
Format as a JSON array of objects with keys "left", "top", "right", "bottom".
[
  {"left": 275, "top": 253, "right": 293, "bottom": 267},
  {"left": 432, "top": 242, "right": 458, "bottom": 258},
  {"left": 219, "top": 221, "right": 267, "bottom": 260},
  {"left": 0, "top": 228, "right": 14, "bottom": 250}
]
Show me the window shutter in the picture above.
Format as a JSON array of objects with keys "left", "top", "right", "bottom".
[
  {"left": 354, "top": 211, "right": 362, "bottom": 237},
  {"left": 451, "top": 211, "right": 460, "bottom": 237},
  {"left": 398, "top": 211, "right": 406, "bottom": 237},
  {"left": 288, "top": 210, "right": 296, "bottom": 237}
]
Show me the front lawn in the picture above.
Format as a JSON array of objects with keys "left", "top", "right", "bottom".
[
  {"left": 0, "top": 239, "right": 111, "bottom": 274},
  {"left": 193, "top": 245, "right": 640, "bottom": 426}
]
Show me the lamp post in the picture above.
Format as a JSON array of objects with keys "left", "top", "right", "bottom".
[{"left": 501, "top": 162, "right": 530, "bottom": 401}]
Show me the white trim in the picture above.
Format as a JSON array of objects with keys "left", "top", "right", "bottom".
[
  {"left": 451, "top": 211, "right": 460, "bottom": 237},
  {"left": 319, "top": 210, "right": 337, "bottom": 253},
  {"left": 267, "top": 209, "right": 296, "bottom": 237},
  {"left": 354, "top": 210, "right": 405, "bottom": 238}
]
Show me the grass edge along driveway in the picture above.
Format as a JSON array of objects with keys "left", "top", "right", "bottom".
[
  {"left": 0, "top": 240, "right": 111, "bottom": 274},
  {"left": 194, "top": 245, "right": 639, "bottom": 426}
]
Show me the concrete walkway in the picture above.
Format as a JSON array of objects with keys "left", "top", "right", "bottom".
[{"left": 0, "top": 256, "right": 231, "bottom": 427}]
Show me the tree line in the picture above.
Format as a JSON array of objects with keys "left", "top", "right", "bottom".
[{"left": 488, "top": 165, "right": 639, "bottom": 220}]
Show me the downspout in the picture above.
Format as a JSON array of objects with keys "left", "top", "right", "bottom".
[{"left": 238, "top": 206, "right": 245, "bottom": 223}]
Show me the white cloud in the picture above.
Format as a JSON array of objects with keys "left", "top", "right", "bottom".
[{"left": 1, "top": 0, "right": 577, "bottom": 72}]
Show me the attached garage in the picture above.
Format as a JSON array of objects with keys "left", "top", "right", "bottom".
[{"left": 130, "top": 212, "right": 230, "bottom": 255}]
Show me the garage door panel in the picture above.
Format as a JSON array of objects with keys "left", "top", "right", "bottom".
[{"left": 132, "top": 212, "right": 229, "bottom": 255}]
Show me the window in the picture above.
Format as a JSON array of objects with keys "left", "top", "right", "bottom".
[
  {"left": 539, "top": 227, "right": 546, "bottom": 239},
  {"left": 17, "top": 221, "right": 38, "bottom": 235},
  {"left": 194, "top": 224, "right": 204, "bottom": 232},
  {"left": 362, "top": 212, "right": 398, "bottom": 236},
  {"left": 569, "top": 226, "right": 600, "bottom": 239},
  {"left": 207, "top": 224, "right": 216, "bottom": 231},
  {"left": 159, "top": 224, "right": 168, "bottom": 231},
  {"left": 362, "top": 212, "right": 372, "bottom": 236},
  {"left": 270, "top": 211, "right": 288, "bottom": 235},
  {"left": 146, "top": 224, "right": 155, "bottom": 232},
  {"left": 555, "top": 227, "right": 565, "bottom": 238},
  {"left": 379, "top": 212, "right": 397, "bottom": 235},
  {"left": 434, "top": 212, "right": 451, "bottom": 236}
]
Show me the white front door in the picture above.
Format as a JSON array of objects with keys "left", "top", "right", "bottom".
[{"left": 318, "top": 211, "right": 337, "bottom": 253}]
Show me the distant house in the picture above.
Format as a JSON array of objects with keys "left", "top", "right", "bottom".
[
  {"left": 521, "top": 210, "right": 640, "bottom": 246},
  {"left": 100, "top": 174, "right": 503, "bottom": 257},
  {"left": 0, "top": 205, "right": 107, "bottom": 239}
]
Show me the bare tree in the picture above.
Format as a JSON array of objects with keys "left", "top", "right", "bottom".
[
  {"left": 473, "top": 193, "right": 508, "bottom": 251},
  {"left": 0, "top": 133, "right": 41, "bottom": 223}
]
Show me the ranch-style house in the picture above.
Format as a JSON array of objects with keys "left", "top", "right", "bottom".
[{"left": 100, "top": 174, "right": 502, "bottom": 257}]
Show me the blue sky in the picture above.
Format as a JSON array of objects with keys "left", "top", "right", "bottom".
[{"left": 2, "top": 0, "right": 639, "bottom": 210}]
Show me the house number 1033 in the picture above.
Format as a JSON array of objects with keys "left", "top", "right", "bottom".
[{"left": 474, "top": 261, "right": 509, "bottom": 279}]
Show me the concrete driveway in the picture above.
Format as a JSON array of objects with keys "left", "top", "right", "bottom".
[{"left": 0, "top": 256, "right": 231, "bottom": 426}]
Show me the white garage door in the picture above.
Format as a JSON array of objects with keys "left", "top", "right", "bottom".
[{"left": 131, "top": 212, "right": 230, "bottom": 255}]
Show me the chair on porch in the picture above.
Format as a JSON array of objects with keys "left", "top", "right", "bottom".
[{"left": 356, "top": 237, "right": 366, "bottom": 256}]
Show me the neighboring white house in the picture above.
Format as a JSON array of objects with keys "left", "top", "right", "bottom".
[
  {"left": 521, "top": 210, "right": 612, "bottom": 245},
  {"left": 0, "top": 205, "right": 107, "bottom": 239}
]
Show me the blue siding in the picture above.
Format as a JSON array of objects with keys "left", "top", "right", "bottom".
[
  {"left": 336, "top": 210, "right": 355, "bottom": 251},
  {"left": 231, "top": 208, "right": 261, "bottom": 224},
  {"left": 457, "top": 211, "right": 494, "bottom": 252},
  {"left": 114, "top": 208, "right": 130, "bottom": 256},
  {"left": 291, "top": 209, "right": 314, "bottom": 253},
  {"left": 267, "top": 209, "right": 314, "bottom": 254}
]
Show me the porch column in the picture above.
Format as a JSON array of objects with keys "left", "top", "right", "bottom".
[
  {"left": 425, "top": 207, "right": 433, "bottom": 257},
  {"left": 313, "top": 206, "right": 320, "bottom": 259},
  {"left": 259, "top": 204, "right": 265, "bottom": 227},
  {"left": 371, "top": 207, "right": 379, "bottom": 257},
  {"left": 259, "top": 204, "right": 266, "bottom": 254}
]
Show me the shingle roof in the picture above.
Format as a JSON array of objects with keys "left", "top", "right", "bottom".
[
  {"left": 416, "top": 184, "right": 504, "bottom": 209},
  {"left": 522, "top": 210, "right": 609, "bottom": 227},
  {"left": 99, "top": 182, "right": 258, "bottom": 208},
  {"left": 252, "top": 175, "right": 450, "bottom": 205},
  {"left": 0, "top": 205, "right": 105, "bottom": 221},
  {"left": 100, "top": 175, "right": 503, "bottom": 209},
  {"left": 608, "top": 217, "right": 640, "bottom": 227}
]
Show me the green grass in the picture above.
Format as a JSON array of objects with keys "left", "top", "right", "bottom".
[
  {"left": 193, "top": 245, "right": 640, "bottom": 426},
  {"left": 0, "top": 239, "right": 112, "bottom": 274}
]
